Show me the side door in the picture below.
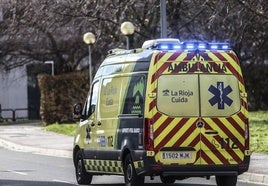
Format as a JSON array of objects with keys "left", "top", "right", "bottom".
[
  {"left": 82, "top": 81, "right": 100, "bottom": 153},
  {"left": 97, "top": 77, "right": 122, "bottom": 152}
]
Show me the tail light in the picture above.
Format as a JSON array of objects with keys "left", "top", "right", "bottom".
[
  {"left": 245, "top": 118, "right": 250, "bottom": 151},
  {"left": 144, "top": 118, "right": 154, "bottom": 150}
]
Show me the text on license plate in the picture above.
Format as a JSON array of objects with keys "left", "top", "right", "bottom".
[{"left": 162, "top": 152, "right": 192, "bottom": 159}]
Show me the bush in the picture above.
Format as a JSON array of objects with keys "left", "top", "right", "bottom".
[{"left": 38, "top": 71, "right": 89, "bottom": 125}]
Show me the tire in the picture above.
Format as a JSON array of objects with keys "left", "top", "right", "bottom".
[
  {"left": 123, "top": 154, "right": 145, "bottom": 186},
  {"left": 160, "top": 175, "right": 176, "bottom": 184},
  {"left": 216, "top": 175, "right": 237, "bottom": 186},
  {"left": 74, "top": 150, "right": 92, "bottom": 185}
]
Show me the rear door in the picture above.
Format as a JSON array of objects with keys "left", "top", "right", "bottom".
[
  {"left": 146, "top": 51, "right": 201, "bottom": 165},
  {"left": 199, "top": 52, "right": 246, "bottom": 166}
]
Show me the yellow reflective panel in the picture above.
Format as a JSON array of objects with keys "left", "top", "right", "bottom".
[
  {"left": 200, "top": 74, "right": 240, "bottom": 117},
  {"left": 100, "top": 77, "right": 121, "bottom": 118},
  {"left": 157, "top": 74, "right": 199, "bottom": 117}
]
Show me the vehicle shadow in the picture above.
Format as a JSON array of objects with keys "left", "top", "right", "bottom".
[
  {"left": 0, "top": 180, "right": 215, "bottom": 186},
  {"left": 90, "top": 183, "right": 214, "bottom": 186},
  {"left": 90, "top": 184, "right": 213, "bottom": 186},
  {"left": 0, "top": 180, "right": 78, "bottom": 186}
]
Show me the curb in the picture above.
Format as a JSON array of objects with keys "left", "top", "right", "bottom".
[
  {"left": 239, "top": 172, "right": 268, "bottom": 185},
  {"left": 0, "top": 137, "right": 72, "bottom": 158}
]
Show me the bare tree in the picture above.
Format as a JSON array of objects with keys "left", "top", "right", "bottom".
[
  {"left": 0, "top": 0, "right": 267, "bottom": 71},
  {"left": 0, "top": 0, "right": 160, "bottom": 74}
]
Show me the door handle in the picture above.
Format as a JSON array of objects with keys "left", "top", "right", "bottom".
[
  {"left": 91, "top": 122, "right": 95, "bottom": 127},
  {"left": 205, "top": 130, "right": 218, "bottom": 135},
  {"left": 97, "top": 121, "right": 102, "bottom": 126}
]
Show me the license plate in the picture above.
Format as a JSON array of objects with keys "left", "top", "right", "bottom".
[{"left": 162, "top": 152, "right": 192, "bottom": 159}]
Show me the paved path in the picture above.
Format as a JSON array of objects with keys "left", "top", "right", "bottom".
[{"left": 0, "top": 122, "right": 72, "bottom": 158}]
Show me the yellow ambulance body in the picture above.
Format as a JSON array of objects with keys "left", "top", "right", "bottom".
[{"left": 73, "top": 39, "right": 250, "bottom": 186}]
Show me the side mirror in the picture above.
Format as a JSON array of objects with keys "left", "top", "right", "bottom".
[{"left": 73, "top": 103, "right": 83, "bottom": 120}]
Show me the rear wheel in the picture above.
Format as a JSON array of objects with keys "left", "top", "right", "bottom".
[
  {"left": 74, "top": 150, "right": 92, "bottom": 185},
  {"left": 160, "top": 175, "right": 176, "bottom": 184},
  {"left": 124, "top": 154, "right": 144, "bottom": 186},
  {"left": 216, "top": 175, "right": 237, "bottom": 186}
]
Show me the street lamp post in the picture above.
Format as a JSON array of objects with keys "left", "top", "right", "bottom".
[
  {"left": 83, "top": 32, "right": 96, "bottom": 84},
  {"left": 44, "top": 61, "right": 54, "bottom": 76},
  {"left": 160, "top": 0, "right": 167, "bottom": 38},
  {"left": 120, "top": 21, "right": 135, "bottom": 50}
]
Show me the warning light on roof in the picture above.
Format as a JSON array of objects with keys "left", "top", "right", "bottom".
[
  {"left": 209, "top": 43, "right": 230, "bottom": 50},
  {"left": 142, "top": 39, "right": 231, "bottom": 51},
  {"left": 155, "top": 42, "right": 230, "bottom": 51}
]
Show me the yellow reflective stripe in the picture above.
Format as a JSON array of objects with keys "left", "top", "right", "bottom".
[
  {"left": 221, "top": 52, "right": 242, "bottom": 73},
  {"left": 220, "top": 118, "right": 244, "bottom": 144},
  {"left": 153, "top": 114, "right": 169, "bottom": 131},
  {"left": 200, "top": 142, "right": 222, "bottom": 165},
  {"left": 84, "top": 159, "right": 123, "bottom": 174},
  {"left": 167, "top": 118, "right": 198, "bottom": 147}
]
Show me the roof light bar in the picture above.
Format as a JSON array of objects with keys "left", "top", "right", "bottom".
[
  {"left": 143, "top": 39, "right": 231, "bottom": 51},
  {"left": 157, "top": 42, "right": 231, "bottom": 51}
]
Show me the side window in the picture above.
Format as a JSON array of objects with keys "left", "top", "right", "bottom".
[
  {"left": 100, "top": 77, "right": 121, "bottom": 118},
  {"left": 122, "top": 75, "right": 146, "bottom": 115},
  {"left": 82, "top": 81, "right": 100, "bottom": 119},
  {"left": 99, "top": 75, "right": 146, "bottom": 118}
]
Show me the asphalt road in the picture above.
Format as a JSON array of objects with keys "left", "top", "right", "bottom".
[
  {"left": 0, "top": 147, "right": 77, "bottom": 185},
  {"left": 0, "top": 147, "right": 265, "bottom": 186}
]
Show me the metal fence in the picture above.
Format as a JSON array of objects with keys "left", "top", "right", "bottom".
[{"left": 0, "top": 104, "right": 28, "bottom": 121}]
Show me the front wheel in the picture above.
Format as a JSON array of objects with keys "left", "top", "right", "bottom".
[
  {"left": 216, "top": 175, "right": 237, "bottom": 186},
  {"left": 74, "top": 150, "right": 92, "bottom": 185},
  {"left": 123, "top": 154, "right": 144, "bottom": 186}
]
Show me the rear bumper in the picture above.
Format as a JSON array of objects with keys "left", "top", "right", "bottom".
[
  {"left": 158, "top": 163, "right": 248, "bottom": 177},
  {"left": 138, "top": 152, "right": 250, "bottom": 177}
]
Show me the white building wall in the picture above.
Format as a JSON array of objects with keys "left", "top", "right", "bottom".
[{"left": 0, "top": 66, "right": 28, "bottom": 119}]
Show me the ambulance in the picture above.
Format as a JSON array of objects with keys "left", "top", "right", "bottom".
[{"left": 73, "top": 38, "right": 250, "bottom": 186}]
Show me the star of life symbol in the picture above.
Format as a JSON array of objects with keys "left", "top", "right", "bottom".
[{"left": 208, "top": 82, "right": 233, "bottom": 109}]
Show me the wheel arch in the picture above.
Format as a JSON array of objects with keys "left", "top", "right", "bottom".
[
  {"left": 120, "top": 137, "right": 135, "bottom": 166},
  {"left": 73, "top": 145, "right": 81, "bottom": 165}
]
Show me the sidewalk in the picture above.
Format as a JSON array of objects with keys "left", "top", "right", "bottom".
[
  {"left": 0, "top": 122, "right": 268, "bottom": 185},
  {"left": 0, "top": 122, "right": 73, "bottom": 158}
]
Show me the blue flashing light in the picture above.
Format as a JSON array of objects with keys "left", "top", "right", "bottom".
[
  {"left": 210, "top": 44, "right": 218, "bottom": 50},
  {"left": 210, "top": 43, "right": 230, "bottom": 50},
  {"left": 173, "top": 44, "right": 182, "bottom": 50},
  {"left": 185, "top": 43, "right": 195, "bottom": 49},
  {"left": 156, "top": 43, "right": 183, "bottom": 50},
  {"left": 159, "top": 44, "right": 169, "bottom": 50},
  {"left": 221, "top": 44, "right": 230, "bottom": 50},
  {"left": 198, "top": 43, "right": 207, "bottom": 50}
]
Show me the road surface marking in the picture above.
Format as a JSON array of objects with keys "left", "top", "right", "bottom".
[{"left": 7, "top": 169, "right": 27, "bottom": 176}]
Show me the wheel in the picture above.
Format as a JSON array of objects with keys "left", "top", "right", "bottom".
[
  {"left": 74, "top": 150, "right": 92, "bottom": 185},
  {"left": 160, "top": 175, "right": 176, "bottom": 184},
  {"left": 123, "top": 154, "right": 145, "bottom": 186},
  {"left": 216, "top": 175, "right": 237, "bottom": 186}
]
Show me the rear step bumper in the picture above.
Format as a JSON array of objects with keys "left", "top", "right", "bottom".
[
  {"left": 141, "top": 155, "right": 250, "bottom": 176},
  {"left": 162, "top": 171, "right": 237, "bottom": 177}
]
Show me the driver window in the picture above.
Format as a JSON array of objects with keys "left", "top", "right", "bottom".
[{"left": 83, "top": 81, "right": 100, "bottom": 119}]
